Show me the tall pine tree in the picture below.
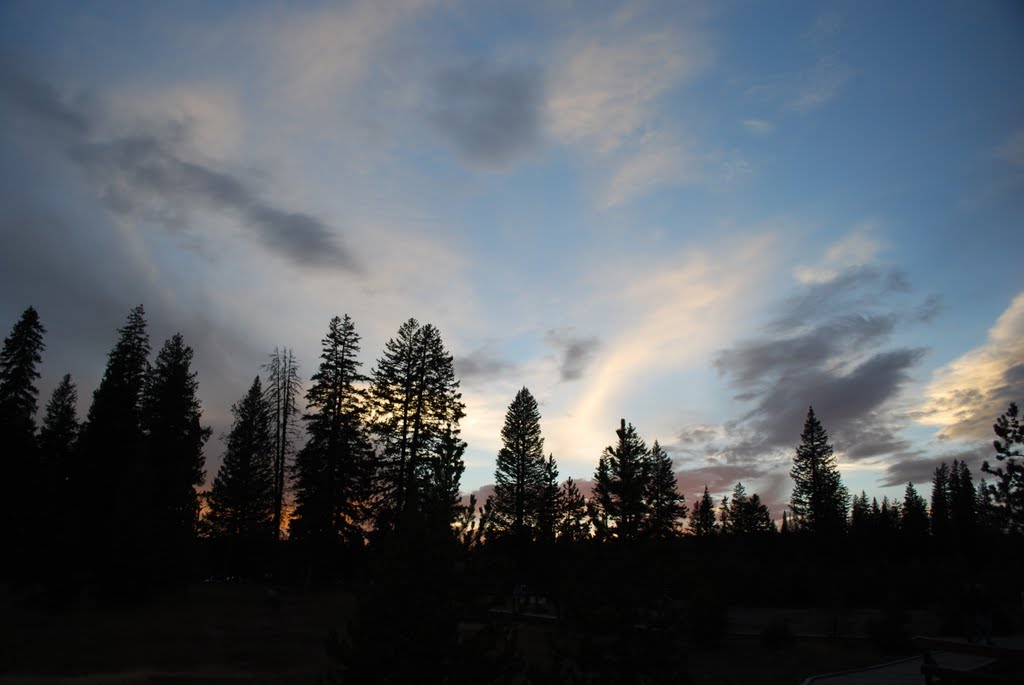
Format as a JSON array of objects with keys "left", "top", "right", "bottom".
[
  {"left": 557, "top": 477, "right": 589, "bottom": 541},
  {"left": 983, "top": 402, "right": 1024, "bottom": 534},
  {"left": 589, "top": 419, "right": 650, "bottom": 542},
  {"left": 369, "top": 318, "right": 466, "bottom": 534},
  {"left": 79, "top": 305, "right": 151, "bottom": 586},
  {"left": 0, "top": 306, "right": 45, "bottom": 572},
  {"left": 142, "top": 333, "right": 211, "bottom": 580},
  {"left": 488, "top": 387, "right": 547, "bottom": 542},
  {"left": 643, "top": 440, "right": 686, "bottom": 539},
  {"left": 207, "top": 376, "right": 276, "bottom": 542},
  {"left": 789, "top": 407, "right": 848, "bottom": 536},
  {"left": 291, "top": 315, "right": 373, "bottom": 547}
]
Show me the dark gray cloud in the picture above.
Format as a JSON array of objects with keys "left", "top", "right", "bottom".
[
  {"left": 0, "top": 60, "right": 359, "bottom": 272},
  {"left": 429, "top": 62, "right": 544, "bottom": 168},
  {"left": 545, "top": 328, "right": 601, "bottom": 382},
  {"left": 454, "top": 346, "right": 516, "bottom": 383},
  {"left": 704, "top": 266, "right": 934, "bottom": 464},
  {"left": 879, "top": 447, "right": 988, "bottom": 489}
]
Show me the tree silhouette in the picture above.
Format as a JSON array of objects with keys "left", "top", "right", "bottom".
[
  {"left": 0, "top": 306, "right": 45, "bottom": 577},
  {"left": 291, "top": 315, "right": 374, "bottom": 550},
  {"left": 557, "top": 477, "right": 589, "bottom": 541},
  {"left": 722, "top": 483, "right": 774, "bottom": 535},
  {"left": 983, "top": 402, "right": 1024, "bottom": 533},
  {"left": 37, "top": 373, "right": 79, "bottom": 588},
  {"left": 264, "top": 347, "right": 300, "bottom": 540},
  {"left": 789, "top": 407, "right": 847, "bottom": 536},
  {"left": 369, "top": 318, "right": 466, "bottom": 534},
  {"left": 535, "top": 454, "right": 561, "bottom": 543},
  {"left": 79, "top": 305, "right": 150, "bottom": 588},
  {"left": 488, "top": 387, "right": 547, "bottom": 542},
  {"left": 207, "top": 376, "right": 276, "bottom": 544},
  {"left": 689, "top": 485, "right": 717, "bottom": 537},
  {"left": 588, "top": 419, "right": 650, "bottom": 542},
  {"left": 643, "top": 440, "right": 686, "bottom": 539},
  {"left": 900, "top": 482, "right": 929, "bottom": 542},
  {"left": 142, "top": 333, "right": 211, "bottom": 581},
  {"left": 930, "top": 462, "right": 951, "bottom": 541},
  {"left": 948, "top": 459, "right": 977, "bottom": 549}
]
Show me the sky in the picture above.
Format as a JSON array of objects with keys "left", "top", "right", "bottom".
[{"left": 1, "top": 0, "right": 1022, "bottom": 519}]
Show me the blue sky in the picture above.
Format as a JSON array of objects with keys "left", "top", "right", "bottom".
[{"left": 1, "top": 0, "right": 1022, "bottom": 516}]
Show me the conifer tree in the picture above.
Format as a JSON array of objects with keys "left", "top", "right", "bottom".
[
  {"left": 143, "top": 333, "right": 211, "bottom": 562},
  {"left": 79, "top": 305, "right": 151, "bottom": 571},
  {"left": 643, "top": 440, "right": 686, "bottom": 539},
  {"left": 901, "top": 482, "right": 929, "bottom": 541},
  {"left": 721, "top": 483, "right": 774, "bottom": 535},
  {"left": 38, "top": 375, "right": 78, "bottom": 514},
  {"left": 948, "top": 459, "right": 977, "bottom": 545},
  {"left": 850, "top": 491, "right": 870, "bottom": 537},
  {"left": 689, "top": 485, "right": 717, "bottom": 537},
  {"left": 0, "top": 305, "right": 45, "bottom": 443},
  {"left": 983, "top": 402, "right": 1024, "bottom": 533},
  {"left": 780, "top": 510, "right": 790, "bottom": 534},
  {"left": 207, "top": 377, "right": 276, "bottom": 542},
  {"left": 588, "top": 419, "right": 650, "bottom": 541},
  {"left": 746, "top": 494, "right": 776, "bottom": 533},
  {"left": 488, "top": 387, "right": 547, "bottom": 541},
  {"left": 264, "top": 347, "right": 301, "bottom": 540},
  {"left": 557, "top": 477, "right": 589, "bottom": 541},
  {"left": 369, "top": 318, "right": 465, "bottom": 533},
  {"left": 789, "top": 407, "right": 848, "bottom": 536},
  {"left": 930, "top": 462, "right": 951, "bottom": 540},
  {"left": 291, "top": 315, "right": 373, "bottom": 546},
  {"left": 0, "top": 306, "right": 46, "bottom": 564},
  {"left": 535, "top": 454, "right": 561, "bottom": 543}
]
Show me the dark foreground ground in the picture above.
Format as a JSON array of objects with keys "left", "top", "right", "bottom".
[{"left": 0, "top": 583, "right": 962, "bottom": 684}]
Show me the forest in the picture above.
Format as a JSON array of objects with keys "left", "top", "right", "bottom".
[{"left": 2, "top": 304, "right": 1023, "bottom": 684}]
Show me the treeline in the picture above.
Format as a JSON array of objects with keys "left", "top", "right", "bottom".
[{"left": 2, "top": 305, "right": 1023, "bottom": 599}]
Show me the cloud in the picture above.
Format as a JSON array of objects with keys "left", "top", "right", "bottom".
[
  {"left": 0, "top": 62, "right": 359, "bottom": 272},
  {"left": 70, "top": 136, "right": 360, "bottom": 271},
  {"left": 545, "top": 328, "right": 601, "bottom": 382},
  {"left": 429, "top": 62, "right": 544, "bottom": 168},
  {"left": 455, "top": 345, "right": 517, "bottom": 384},
  {"left": 707, "top": 237, "right": 934, "bottom": 464},
  {"left": 265, "top": 0, "right": 435, "bottom": 106},
  {"left": 918, "top": 292, "right": 1024, "bottom": 440},
  {"left": 602, "top": 132, "right": 698, "bottom": 208},
  {"left": 793, "top": 224, "right": 883, "bottom": 284},
  {"left": 545, "top": 25, "right": 703, "bottom": 152},
  {"left": 879, "top": 448, "right": 988, "bottom": 488},
  {"left": 742, "top": 119, "right": 775, "bottom": 136},
  {"left": 994, "top": 129, "right": 1024, "bottom": 168}
]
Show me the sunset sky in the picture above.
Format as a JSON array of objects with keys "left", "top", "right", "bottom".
[{"left": 1, "top": 0, "right": 1022, "bottom": 516}]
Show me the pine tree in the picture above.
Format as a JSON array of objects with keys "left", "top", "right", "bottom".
[
  {"left": 369, "top": 319, "right": 466, "bottom": 533},
  {"left": 557, "top": 477, "right": 589, "bottom": 541},
  {"left": 0, "top": 306, "right": 45, "bottom": 441},
  {"left": 0, "top": 306, "right": 46, "bottom": 564},
  {"left": 142, "top": 333, "right": 211, "bottom": 572},
  {"left": 780, "top": 510, "right": 790, "bottom": 534},
  {"left": 930, "top": 462, "right": 951, "bottom": 541},
  {"left": 207, "top": 377, "right": 276, "bottom": 542},
  {"left": 535, "top": 454, "right": 561, "bottom": 543},
  {"left": 291, "top": 315, "right": 373, "bottom": 547},
  {"left": 689, "top": 485, "right": 718, "bottom": 537},
  {"left": 948, "top": 459, "right": 977, "bottom": 546},
  {"left": 901, "top": 482, "right": 929, "bottom": 541},
  {"left": 983, "top": 402, "right": 1023, "bottom": 533},
  {"left": 721, "top": 483, "right": 774, "bottom": 535},
  {"left": 850, "top": 491, "right": 870, "bottom": 537},
  {"left": 489, "top": 387, "right": 547, "bottom": 541},
  {"left": 264, "top": 347, "right": 301, "bottom": 540},
  {"left": 643, "top": 440, "right": 686, "bottom": 539},
  {"left": 79, "top": 305, "right": 151, "bottom": 579},
  {"left": 36, "top": 373, "right": 78, "bottom": 582},
  {"left": 789, "top": 407, "right": 847, "bottom": 536},
  {"left": 588, "top": 419, "right": 650, "bottom": 542}
]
